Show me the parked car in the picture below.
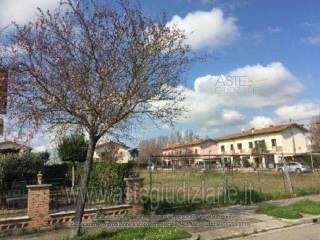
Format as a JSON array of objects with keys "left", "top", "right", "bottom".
[{"left": 278, "top": 162, "right": 312, "bottom": 173}]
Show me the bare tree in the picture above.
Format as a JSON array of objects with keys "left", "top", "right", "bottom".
[
  {"left": 138, "top": 129, "right": 199, "bottom": 163},
  {"left": 2, "top": 0, "right": 191, "bottom": 235},
  {"left": 310, "top": 115, "right": 320, "bottom": 152}
]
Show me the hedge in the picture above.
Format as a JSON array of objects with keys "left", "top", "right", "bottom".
[
  {"left": 0, "top": 152, "right": 70, "bottom": 193},
  {"left": 76, "top": 161, "right": 135, "bottom": 205}
]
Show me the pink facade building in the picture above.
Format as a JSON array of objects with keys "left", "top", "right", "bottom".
[{"left": 161, "top": 139, "right": 218, "bottom": 167}]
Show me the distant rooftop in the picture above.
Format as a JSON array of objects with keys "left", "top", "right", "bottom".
[
  {"left": 217, "top": 123, "right": 308, "bottom": 142},
  {"left": 162, "top": 138, "right": 217, "bottom": 151},
  {"left": 0, "top": 140, "right": 31, "bottom": 154},
  {"left": 95, "top": 141, "right": 129, "bottom": 150}
]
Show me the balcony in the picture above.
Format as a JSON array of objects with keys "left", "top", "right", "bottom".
[{"left": 271, "top": 146, "right": 283, "bottom": 153}]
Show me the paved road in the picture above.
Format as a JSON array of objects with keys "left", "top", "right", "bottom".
[{"left": 238, "top": 224, "right": 320, "bottom": 240}]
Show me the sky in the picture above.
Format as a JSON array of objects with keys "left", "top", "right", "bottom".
[{"left": 0, "top": 0, "right": 320, "bottom": 151}]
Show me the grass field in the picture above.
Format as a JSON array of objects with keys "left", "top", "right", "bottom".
[{"left": 141, "top": 169, "right": 320, "bottom": 211}]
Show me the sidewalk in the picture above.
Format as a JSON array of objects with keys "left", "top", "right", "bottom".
[
  {"left": 185, "top": 194, "right": 320, "bottom": 240},
  {"left": 233, "top": 223, "right": 320, "bottom": 240},
  {"left": 3, "top": 194, "right": 320, "bottom": 240}
]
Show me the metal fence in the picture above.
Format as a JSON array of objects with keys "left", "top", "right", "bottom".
[
  {"left": 142, "top": 155, "right": 320, "bottom": 212},
  {"left": 49, "top": 186, "right": 128, "bottom": 213},
  {"left": 0, "top": 178, "right": 68, "bottom": 218},
  {"left": 0, "top": 180, "right": 30, "bottom": 218}
]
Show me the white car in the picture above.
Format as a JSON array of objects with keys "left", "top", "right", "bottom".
[{"left": 278, "top": 162, "right": 312, "bottom": 173}]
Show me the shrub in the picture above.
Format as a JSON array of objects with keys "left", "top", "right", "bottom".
[
  {"left": 43, "top": 163, "right": 70, "bottom": 187},
  {"left": 0, "top": 152, "right": 50, "bottom": 206},
  {"left": 0, "top": 152, "right": 49, "bottom": 190},
  {"left": 0, "top": 152, "right": 70, "bottom": 195},
  {"left": 76, "top": 162, "right": 135, "bottom": 204}
]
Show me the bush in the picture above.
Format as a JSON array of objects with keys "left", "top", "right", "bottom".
[
  {"left": 0, "top": 152, "right": 49, "bottom": 190},
  {"left": 76, "top": 162, "right": 135, "bottom": 204},
  {"left": 43, "top": 163, "right": 70, "bottom": 187},
  {"left": 0, "top": 152, "right": 70, "bottom": 194},
  {"left": 0, "top": 152, "right": 50, "bottom": 206}
]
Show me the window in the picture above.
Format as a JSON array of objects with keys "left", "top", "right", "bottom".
[
  {"left": 221, "top": 145, "right": 225, "bottom": 152},
  {"left": 249, "top": 142, "right": 253, "bottom": 149},
  {"left": 271, "top": 139, "right": 277, "bottom": 147},
  {"left": 237, "top": 143, "right": 242, "bottom": 150},
  {"left": 230, "top": 144, "right": 234, "bottom": 151},
  {"left": 195, "top": 149, "right": 198, "bottom": 155},
  {"left": 288, "top": 162, "right": 297, "bottom": 166}
]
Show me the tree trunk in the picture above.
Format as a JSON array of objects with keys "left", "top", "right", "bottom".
[{"left": 73, "top": 134, "right": 97, "bottom": 236}]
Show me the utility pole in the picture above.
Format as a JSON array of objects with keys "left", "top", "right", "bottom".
[{"left": 289, "top": 119, "right": 297, "bottom": 157}]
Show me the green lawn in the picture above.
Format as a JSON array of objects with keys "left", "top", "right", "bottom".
[
  {"left": 141, "top": 170, "right": 320, "bottom": 213},
  {"left": 61, "top": 227, "right": 191, "bottom": 240},
  {"left": 141, "top": 170, "right": 320, "bottom": 196},
  {"left": 255, "top": 200, "right": 320, "bottom": 219},
  {"left": 141, "top": 169, "right": 320, "bottom": 198}
]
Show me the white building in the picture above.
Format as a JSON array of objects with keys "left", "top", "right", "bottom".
[
  {"left": 94, "top": 141, "right": 131, "bottom": 163},
  {"left": 217, "top": 123, "right": 309, "bottom": 168}
]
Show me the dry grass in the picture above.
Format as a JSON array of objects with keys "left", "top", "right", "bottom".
[{"left": 141, "top": 169, "right": 320, "bottom": 199}]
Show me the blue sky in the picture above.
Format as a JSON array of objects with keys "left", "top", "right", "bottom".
[
  {"left": 0, "top": 0, "right": 320, "bottom": 150},
  {"left": 137, "top": 0, "right": 320, "bottom": 140}
]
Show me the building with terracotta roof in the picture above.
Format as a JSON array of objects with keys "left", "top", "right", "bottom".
[
  {"left": 217, "top": 123, "right": 309, "bottom": 169},
  {"left": 161, "top": 138, "right": 218, "bottom": 167}
]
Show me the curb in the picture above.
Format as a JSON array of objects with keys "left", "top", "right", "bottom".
[
  {"left": 281, "top": 215, "right": 320, "bottom": 224},
  {"left": 184, "top": 232, "right": 200, "bottom": 240}
]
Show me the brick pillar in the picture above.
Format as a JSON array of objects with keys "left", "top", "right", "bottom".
[
  {"left": 124, "top": 177, "right": 144, "bottom": 214},
  {"left": 27, "top": 184, "right": 51, "bottom": 228}
]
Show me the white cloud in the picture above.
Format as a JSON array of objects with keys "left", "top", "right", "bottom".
[
  {"left": 166, "top": 8, "right": 238, "bottom": 50},
  {"left": 275, "top": 102, "right": 320, "bottom": 122},
  {"left": 222, "top": 109, "right": 244, "bottom": 123},
  {"left": 0, "top": 0, "right": 59, "bottom": 27},
  {"left": 267, "top": 26, "right": 283, "bottom": 34},
  {"left": 193, "top": 62, "right": 303, "bottom": 107},
  {"left": 250, "top": 116, "right": 274, "bottom": 128},
  {"left": 230, "top": 62, "right": 303, "bottom": 106},
  {"left": 306, "top": 35, "right": 320, "bottom": 46},
  {"left": 179, "top": 62, "right": 303, "bottom": 129},
  {"left": 186, "top": 108, "right": 244, "bottom": 128}
]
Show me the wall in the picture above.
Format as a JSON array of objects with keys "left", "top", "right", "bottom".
[
  {"left": 282, "top": 127, "right": 308, "bottom": 154},
  {"left": 162, "top": 141, "right": 218, "bottom": 156},
  {"left": 218, "top": 133, "right": 283, "bottom": 155},
  {"left": 0, "top": 178, "right": 144, "bottom": 232}
]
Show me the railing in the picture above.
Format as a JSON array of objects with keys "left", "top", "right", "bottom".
[
  {"left": 268, "top": 146, "right": 283, "bottom": 153},
  {"left": 49, "top": 186, "right": 128, "bottom": 214},
  {"left": 0, "top": 191, "right": 28, "bottom": 218},
  {"left": 0, "top": 178, "right": 66, "bottom": 218}
]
